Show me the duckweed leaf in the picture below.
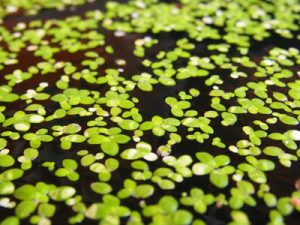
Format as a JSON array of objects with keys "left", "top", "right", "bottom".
[
  {"left": 0, "top": 181, "right": 15, "bottom": 195},
  {"left": 0, "top": 1, "right": 299, "bottom": 224},
  {"left": 38, "top": 203, "right": 56, "bottom": 218},
  {"left": 192, "top": 163, "right": 213, "bottom": 175},
  {"left": 15, "top": 201, "right": 37, "bottom": 219},
  {"left": 210, "top": 170, "right": 229, "bottom": 188},
  {"left": 118, "top": 120, "right": 139, "bottom": 130},
  {"left": 279, "top": 115, "right": 299, "bottom": 126},
  {"left": 91, "top": 182, "right": 112, "bottom": 195},
  {"left": 0, "top": 155, "right": 15, "bottom": 167},
  {"left": 49, "top": 186, "right": 76, "bottom": 201},
  {"left": 0, "top": 217, "right": 19, "bottom": 225},
  {"left": 135, "top": 184, "right": 154, "bottom": 199},
  {"left": 277, "top": 198, "right": 293, "bottom": 216}
]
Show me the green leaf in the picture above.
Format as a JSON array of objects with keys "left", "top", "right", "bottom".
[
  {"left": 194, "top": 200, "right": 207, "bottom": 213},
  {"left": 288, "top": 89, "right": 300, "bottom": 100},
  {"left": 0, "top": 94, "right": 19, "bottom": 103},
  {"left": 221, "top": 112, "right": 237, "bottom": 125},
  {"left": 159, "top": 76, "right": 176, "bottom": 86},
  {"left": 105, "top": 158, "right": 119, "bottom": 171},
  {"left": 256, "top": 159, "right": 275, "bottom": 171},
  {"left": 2, "top": 169, "right": 24, "bottom": 180},
  {"left": 192, "top": 163, "right": 213, "bottom": 175},
  {"left": 91, "top": 182, "right": 112, "bottom": 195},
  {"left": 215, "top": 155, "right": 230, "bottom": 167},
  {"left": 0, "top": 138, "right": 7, "bottom": 150},
  {"left": 277, "top": 198, "right": 293, "bottom": 216},
  {"left": 173, "top": 210, "right": 193, "bottom": 225},
  {"left": 171, "top": 107, "right": 184, "bottom": 117},
  {"left": 14, "top": 122, "right": 30, "bottom": 132},
  {"left": 62, "top": 159, "right": 78, "bottom": 170},
  {"left": 138, "top": 81, "right": 153, "bottom": 92},
  {"left": 14, "top": 185, "right": 37, "bottom": 200},
  {"left": 263, "top": 146, "right": 283, "bottom": 156},
  {"left": 135, "top": 185, "right": 154, "bottom": 198},
  {"left": 199, "top": 123, "right": 214, "bottom": 134},
  {"left": 49, "top": 186, "right": 76, "bottom": 201},
  {"left": 15, "top": 201, "right": 37, "bottom": 219},
  {"left": 64, "top": 123, "right": 81, "bottom": 134},
  {"left": 248, "top": 169, "right": 266, "bottom": 183},
  {"left": 55, "top": 168, "right": 69, "bottom": 177},
  {"left": 182, "top": 118, "right": 199, "bottom": 128},
  {"left": 38, "top": 203, "right": 56, "bottom": 217},
  {"left": 81, "top": 154, "right": 96, "bottom": 167},
  {"left": 121, "top": 149, "right": 140, "bottom": 160},
  {"left": 118, "top": 120, "right": 139, "bottom": 130},
  {"left": 27, "top": 114, "right": 44, "bottom": 123},
  {"left": 153, "top": 127, "right": 165, "bottom": 136},
  {"left": 210, "top": 170, "right": 228, "bottom": 188},
  {"left": 101, "top": 142, "right": 119, "bottom": 156},
  {"left": 285, "top": 130, "right": 300, "bottom": 141},
  {"left": 158, "top": 179, "right": 175, "bottom": 190},
  {"left": 111, "top": 134, "right": 130, "bottom": 144},
  {"left": 87, "top": 135, "right": 107, "bottom": 144},
  {"left": 229, "top": 197, "right": 244, "bottom": 209},
  {"left": 0, "top": 217, "right": 19, "bottom": 225},
  {"left": 264, "top": 193, "right": 277, "bottom": 207},
  {"left": 279, "top": 115, "right": 299, "bottom": 125},
  {"left": 85, "top": 203, "right": 105, "bottom": 219},
  {"left": 64, "top": 134, "right": 86, "bottom": 143},
  {"left": 0, "top": 181, "right": 15, "bottom": 195},
  {"left": 230, "top": 211, "right": 250, "bottom": 225},
  {"left": 195, "top": 152, "right": 214, "bottom": 163},
  {"left": 0, "top": 155, "right": 15, "bottom": 167},
  {"left": 159, "top": 196, "right": 178, "bottom": 213}
]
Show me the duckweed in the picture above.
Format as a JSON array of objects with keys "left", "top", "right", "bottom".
[{"left": 0, "top": 0, "right": 299, "bottom": 225}]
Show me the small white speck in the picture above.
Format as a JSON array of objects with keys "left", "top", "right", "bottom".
[
  {"left": 36, "top": 29, "right": 45, "bottom": 37},
  {"left": 55, "top": 62, "right": 64, "bottom": 69},
  {"left": 12, "top": 32, "right": 21, "bottom": 38},
  {"left": 27, "top": 45, "right": 38, "bottom": 51},
  {"left": 0, "top": 149, "right": 10, "bottom": 155},
  {"left": 88, "top": 107, "right": 96, "bottom": 112},
  {"left": 6, "top": 5, "right": 17, "bottom": 13},
  {"left": 144, "top": 36, "right": 152, "bottom": 42},
  {"left": 203, "top": 16, "right": 213, "bottom": 24},
  {"left": 278, "top": 55, "right": 286, "bottom": 60},
  {"left": 131, "top": 12, "right": 139, "bottom": 19},
  {"left": 16, "top": 22, "right": 26, "bottom": 30},
  {"left": 216, "top": 10, "right": 223, "bottom": 16},
  {"left": 263, "top": 22, "right": 272, "bottom": 29},
  {"left": 136, "top": 1, "right": 146, "bottom": 8},
  {"left": 0, "top": 198, "right": 15, "bottom": 209},
  {"left": 264, "top": 59, "right": 274, "bottom": 66},
  {"left": 265, "top": 79, "right": 274, "bottom": 85},
  {"left": 5, "top": 59, "right": 17, "bottom": 65},
  {"left": 114, "top": 30, "right": 126, "bottom": 37},
  {"left": 236, "top": 21, "right": 246, "bottom": 28},
  {"left": 115, "top": 59, "right": 126, "bottom": 66},
  {"left": 133, "top": 136, "right": 140, "bottom": 142},
  {"left": 61, "top": 75, "right": 69, "bottom": 82},
  {"left": 172, "top": 8, "right": 179, "bottom": 14},
  {"left": 39, "top": 82, "right": 49, "bottom": 88}
]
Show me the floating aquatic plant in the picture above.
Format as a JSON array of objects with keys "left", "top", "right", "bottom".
[{"left": 0, "top": 0, "right": 299, "bottom": 225}]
